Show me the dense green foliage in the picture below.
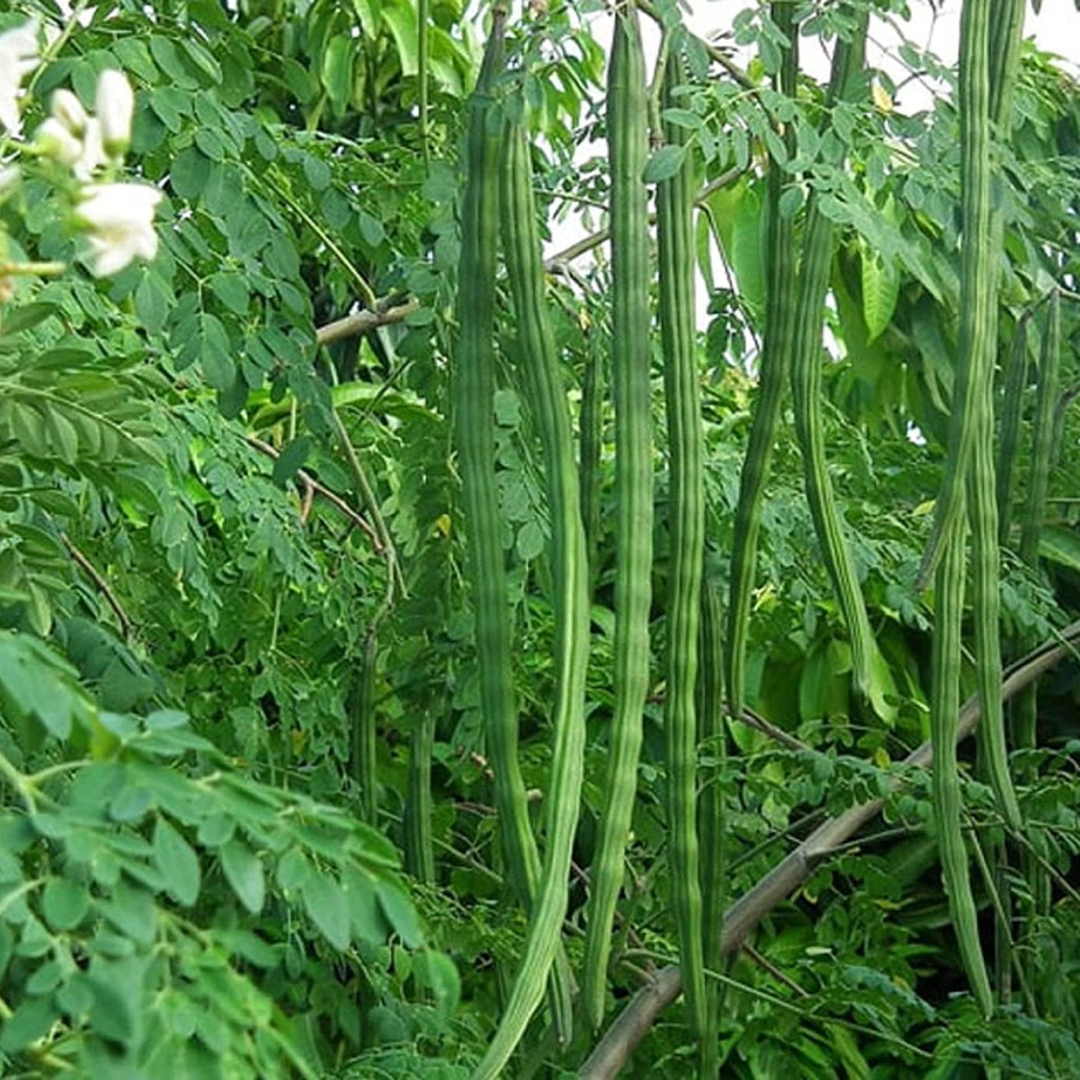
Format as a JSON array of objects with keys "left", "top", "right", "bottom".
[{"left": 0, "top": 1, "right": 1079, "bottom": 1078}]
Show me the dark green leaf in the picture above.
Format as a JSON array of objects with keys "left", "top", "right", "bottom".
[
  {"left": 220, "top": 840, "right": 264, "bottom": 914},
  {"left": 643, "top": 143, "right": 688, "bottom": 184},
  {"left": 303, "top": 870, "right": 350, "bottom": 950},
  {"left": 271, "top": 437, "right": 310, "bottom": 486},
  {"left": 42, "top": 878, "right": 90, "bottom": 931},
  {"left": 153, "top": 817, "right": 200, "bottom": 906}
]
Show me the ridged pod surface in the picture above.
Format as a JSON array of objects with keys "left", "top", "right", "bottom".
[
  {"left": 470, "top": 117, "right": 591, "bottom": 1079},
  {"left": 930, "top": 0, "right": 996, "bottom": 1018},
  {"left": 1015, "top": 290, "right": 1061, "bottom": 756},
  {"left": 968, "top": 0, "right": 1025, "bottom": 837},
  {"left": 697, "top": 571, "right": 726, "bottom": 1077},
  {"left": 789, "top": 11, "right": 875, "bottom": 700},
  {"left": 453, "top": 0, "right": 557, "bottom": 1016},
  {"left": 404, "top": 709, "right": 435, "bottom": 883},
  {"left": 996, "top": 312, "right": 1032, "bottom": 545},
  {"left": 582, "top": 4, "right": 653, "bottom": 1032},
  {"left": 931, "top": 514, "right": 994, "bottom": 1016},
  {"left": 918, "top": 0, "right": 1017, "bottom": 584},
  {"left": 579, "top": 330, "right": 605, "bottom": 598},
  {"left": 658, "top": 50, "right": 707, "bottom": 1039},
  {"left": 724, "top": 0, "right": 799, "bottom": 723}
]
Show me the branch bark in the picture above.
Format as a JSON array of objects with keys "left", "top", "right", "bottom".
[
  {"left": 579, "top": 619, "right": 1080, "bottom": 1079},
  {"left": 315, "top": 299, "right": 419, "bottom": 346}
]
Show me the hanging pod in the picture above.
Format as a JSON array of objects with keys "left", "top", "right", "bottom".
[
  {"left": 581, "top": 2, "right": 655, "bottom": 1034},
  {"left": 928, "top": 0, "right": 999, "bottom": 1018},
  {"left": 470, "top": 109, "right": 591, "bottom": 1078},
  {"left": 725, "top": 0, "right": 799, "bottom": 725},
  {"left": 454, "top": 7, "right": 573, "bottom": 1050},
  {"left": 788, "top": 9, "right": 877, "bottom": 701}
]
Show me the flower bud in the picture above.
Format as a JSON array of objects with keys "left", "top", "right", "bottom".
[
  {"left": 95, "top": 70, "right": 134, "bottom": 158},
  {"left": 35, "top": 116, "right": 83, "bottom": 166},
  {"left": 51, "top": 88, "right": 88, "bottom": 136},
  {"left": 73, "top": 118, "right": 106, "bottom": 181}
]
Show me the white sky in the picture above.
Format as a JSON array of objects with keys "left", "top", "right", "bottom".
[
  {"left": 677, "top": 1, "right": 1080, "bottom": 88},
  {"left": 550, "top": 2, "right": 1080, "bottom": 303}
]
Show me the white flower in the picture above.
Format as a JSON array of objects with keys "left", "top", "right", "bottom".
[
  {"left": 76, "top": 182, "right": 163, "bottom": 277},
  {"left": 0, "top": 164, "right": 18, "bottom": 195},
  {"left": 34, "top": 116, "right": 82, "bottom": 166},
  {"left": 51, "top": 88, "right": 87, "bottom": 136},
  {"left": 95, "top": 70, "right": 134, "bottom": 158},
  {"left": 0, "top": 20, "right": 40, "bottom": 137},
  {"left": 72, "top": 117, "right": 106, "bottom": 180}
]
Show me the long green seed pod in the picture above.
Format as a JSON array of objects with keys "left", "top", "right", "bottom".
[
  {"left": 582, "top": 4, "right": 653, "bottom": 1033},
  {"left": 996, "top": 312, "right": 1032, "bottom": 545},
  {"left": 1015, "top": 289, "right": 1061, "bottom": 756},
  {"left": 580, "top": 326, "right": 605, "bottom": 598},
  {"left": 455, "top": 11, "right": 577, "bottom": 1046},
  {"left": 352, "top": 632, "right": 378, "bottom": 825},
  {"left": 657, "top": 50, "right": 707, "bottom": 1039},
  {"left": 969, "top": 404, "right": 1022, "bottom": 833},
  {"left": 697, "top": 571, "right": 726, "bottom": 1078},
  {"left": 453, "top": 0, "right": 540, "bottom": 949},
  {"left": 789, "top": 11, "right": 875, "bottom": 699},
  {"left": 969, "top": 0, "right": 1025, "bottom": 836},
  {"left": 724, "top": 0, "right": 799, "bottom": 723},
  {"left": 1018, "top": 291, "right": 1062, "bottom": 571},
  {"left": 928, "top": 0, "right": 996, "bottom": 1018},
  {"left": 404, "top": 708, "right": 436, "bottom": 883},
  {"left": 471, "top": 116, "right": 591, "bottom": 1080},
  {"left": 987, "top": 0, "right": 1026, "bottom": 128},
  {"left": 932, "top": 512, "right": 994, "bottom": 1017},
  {"left": 918, "top": 0, "right": 1002, "bottom": 585}
]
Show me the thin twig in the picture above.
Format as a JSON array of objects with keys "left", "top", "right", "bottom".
[
  {"left": 329, "top": 408, "right": 405, "bottom": 604},
  {"left": 245, "top": 436, "right": 382, "bottom": 550},
  {"left": 636, "top": 0, "right": 755, "bottom": 90},
  {"left": 737, "top": 706, "right": 811, "bottom": 753},
  {"left": 544, "top": 164, "right": 746, "bottom": 270},
  {"left": 743, "top": 942, "right": 810, "bottom": 998},
  {"left": 61, "top": 533, "right": 133, "bottom": 638}
]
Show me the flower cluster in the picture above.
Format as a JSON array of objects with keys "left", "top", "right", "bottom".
[
  {"left": 0, "top": 20, "right": 40, "bottom": 138},
  {"left": 0, "top": 19, "right": 162, "bottom": 280}
]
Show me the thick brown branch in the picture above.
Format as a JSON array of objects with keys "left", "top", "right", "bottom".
[
  {"left": 579, "top": 619, "right": 1080, "bottom": 1080},
  {"left": 315, "top": 299, "right": 419, "bottom": 346},
  {"left": 61, "top": 533, "right": 134, "bottom": 638},
  {"left": 245, "top": 436, "right": 383, "bottom": 551}
]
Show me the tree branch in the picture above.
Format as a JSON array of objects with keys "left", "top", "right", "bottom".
[
  {"left": 61, "top": 533, "right": 134, "bottom": 639},
  {"left": 579, "top": 619, "right": 1080, "bottom": 1080},
  {"left": 315, "top": 299, "right": 419, "bottom": 346},
  {"left": 245, "top": 436, "right": 383, "bottom": 551}
]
